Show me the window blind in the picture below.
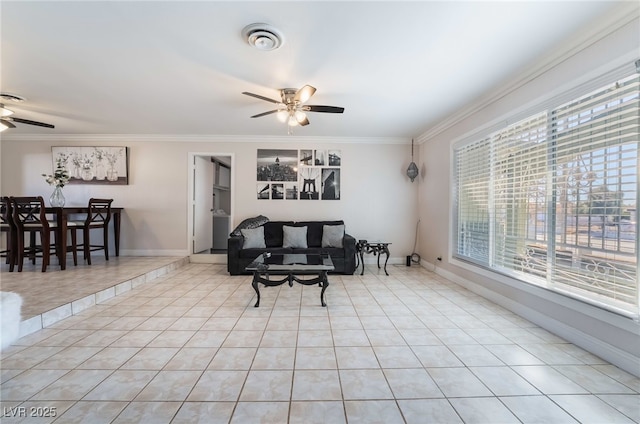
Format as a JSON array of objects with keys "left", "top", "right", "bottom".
[
  {"left": 454, "top": 138, "right": 491, "bottom": 265},
  {"left": 551, "top": 75, "right": 639, "bottom": 310},
  {"left": 491, "top": 112, "right": 549, "bottom": 281},
  {"left": 453, "top": 72, "right": 639, "bottom": 315}
]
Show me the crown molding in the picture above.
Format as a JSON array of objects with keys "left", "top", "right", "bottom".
[
  {"left": 0, "top": 133, "right": 411, "bottom": 145},
  {"left": 415, "top": 2, "right": 640, "bottom": 145}
]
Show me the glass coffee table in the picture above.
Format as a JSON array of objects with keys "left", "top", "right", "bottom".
[{"left": 246, "top": 253, "right": 335, "bottom": 307}]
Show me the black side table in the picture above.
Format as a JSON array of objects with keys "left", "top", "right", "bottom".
[{"left": 356, "top": 240, "right": 391, "bottom": 276}]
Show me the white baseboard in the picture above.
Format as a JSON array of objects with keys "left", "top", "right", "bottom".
[
  {"left": 361, "top": 256, "right": 404, "bottom": 265},
  {"left": 420, "top": 259, "right": 436, "bottom": 272},
  {"left": 426, "top": 262, "right": 640, "bottom": 377}
]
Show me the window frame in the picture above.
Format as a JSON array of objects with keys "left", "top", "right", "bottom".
[{"left": 450, "top": 64, "right": 639, "bottom": 319}]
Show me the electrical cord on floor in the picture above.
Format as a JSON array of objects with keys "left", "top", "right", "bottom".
[{"left": 411, "top": 220, "right": 421, "bottom": 264}]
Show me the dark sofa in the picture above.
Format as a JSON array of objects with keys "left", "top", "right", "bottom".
[{"left": 227, "top": 220, "right": 357, "bottom": 275}]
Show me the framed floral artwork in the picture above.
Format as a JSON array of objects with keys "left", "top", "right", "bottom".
[{"left": 51, "top": 146, "right": 129, "bottom": 185}]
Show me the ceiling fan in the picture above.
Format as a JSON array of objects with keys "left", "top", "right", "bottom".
[
  {"left": 242, "top": 85, "right": 344, "bottom": 131},
  {"left": 0, "top": 93, "right": 55, "bottom": 132}
]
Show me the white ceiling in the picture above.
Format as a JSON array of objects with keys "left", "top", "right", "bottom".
[{"left": 0, "top": 1, "right": 630, "bottom": 140}]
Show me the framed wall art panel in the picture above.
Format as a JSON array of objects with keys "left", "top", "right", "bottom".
[
  {"left": 52, "top": 146, "right": 129, "bottom": 185},
  {"left": 256, "top": 148, "right": 342, "bottom": 201}
]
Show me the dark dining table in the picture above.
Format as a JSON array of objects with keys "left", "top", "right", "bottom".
[{"left": 47, "top": 206, "right": 123, "bottom": 270}]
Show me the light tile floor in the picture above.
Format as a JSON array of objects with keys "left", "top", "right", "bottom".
[
  {"left": 1, "top": 261, "right": 638, "bottom": 423},
  {"left": 1, "top": 257, "right": 187, "bottom": 319}
]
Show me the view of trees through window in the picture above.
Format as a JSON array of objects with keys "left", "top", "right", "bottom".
[{"left": 454, "top": 73, "right": 639, "bottom": 315}]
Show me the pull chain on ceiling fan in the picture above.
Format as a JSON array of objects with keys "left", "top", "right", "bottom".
[{"left": 242, "top": 85, "right": 344, "bottom": 134}]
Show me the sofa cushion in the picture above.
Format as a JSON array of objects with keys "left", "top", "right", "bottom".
[
  {"left": 296, "top": 220, "right": 344, "bottom": 247},
  {"left": 283, "top": 225, "right": 308, "bottom": 248},
  {"left": 240, "top": 227, "right": 266, "bottom": 249},
  {"left": 322, "top": 224, "right": 345, "bottom": 248},
  {"left": 263, "top": 221, "right": 294, "bottom": 247}
]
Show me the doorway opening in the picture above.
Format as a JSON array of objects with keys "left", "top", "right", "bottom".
[{"left": 189, "top": 153, "right": 233, "bottom": 263}]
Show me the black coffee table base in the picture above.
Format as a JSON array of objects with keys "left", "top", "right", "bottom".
[{"left": 251, "top": 271, "right": 329, "bottom": 307}]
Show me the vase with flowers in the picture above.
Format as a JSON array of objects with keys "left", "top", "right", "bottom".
[
  {"left": 104, "top": 149, "right": 123, "bottom": 182},
  {"left": 94, "top": 148, "right": 106, "bottom": 180},
  {"left": 43, "top": 159, "right": 70, "bottom": 207},
  {"left": 71, "top": 153, "right": 82, "bottom": 179},
  {"left": 80, "top": 153, "right": 95, "bottom": 181}
]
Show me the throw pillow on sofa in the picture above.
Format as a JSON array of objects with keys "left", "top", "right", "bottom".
[
  {"left": 283, "top": 225, "right": 308, "bottom": 248},
  {"left": 241, "top": 226, "right": 266, "bottom": 248},
  {"left": 322, "top": 224, "right": 345, "bottom": 248}
]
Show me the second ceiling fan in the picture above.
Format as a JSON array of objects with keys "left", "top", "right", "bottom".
[
  {"left": 0, "top": 94, "right": 54, "bottom": 132},
  {"left": 242, "top": 85, "right": 344, "bottom": 129}
]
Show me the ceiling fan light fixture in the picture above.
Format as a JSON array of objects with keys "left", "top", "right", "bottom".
[
  {"left": 242, "top": 85, "right": 344, "bottom": 134},
  {"left": 277, "top": 110, "right": 288, "bottom": 122},
  {"left": 0, "top": 121, "right": 8, "bottom": 132},
  {"left": 294, "top": 110, "right": 307, "bottom": 123},
  {"left": 242, "top": 23, "right": 285, "bottom": 51}
]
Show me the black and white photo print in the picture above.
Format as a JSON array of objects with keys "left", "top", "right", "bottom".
[
  {"left": 257, "top": 149, "right": 298, "bottom": 181},
  {"left": 328, "top": 149, "right": 342, "bottom": 166},
  {"left": 299, "top": 167, "right": 321, "bottom": 200},
  {"left": 257, "top": 183, "right": 270, "bottom": 199},
  {"left": 321, "top": 168, "right": 341, "bottom": 200},
  {"left": 285, "top": 183, "right": 299, "bottom": 200},
  {"left": 299, "top": 149, "right": 313, "bottom": 166},
  {"left": 314, "top": 150, "right": 327, "bottom": 166},
  {"left": 271, "top": 183, "right": 284, "bottom": 200}
]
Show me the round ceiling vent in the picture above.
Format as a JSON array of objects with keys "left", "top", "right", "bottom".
[{"left": 242, "top": 23, "right": 285, "bottom": 51}]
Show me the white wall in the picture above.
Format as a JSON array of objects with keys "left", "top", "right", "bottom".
[
  {"left": 0, "top": 137, "right": 419, "bottom": 261},
  {"left": 417, "top": 17, "right": 640, "bottom": 375}
]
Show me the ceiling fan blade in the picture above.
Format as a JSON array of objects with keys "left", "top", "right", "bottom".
[
  {"left": 304, "top": 105, "right": 345, "bottom": 114},
  {"left": 251, "top": 109, "right": 281, "bottom": 118},
  {"left": 10, "top": 117, "right": 55, "bottom": 128},
  {"left": 242, "top": 91, "right": 280, "bottom": 104},
  {"left": 1, "top": 118, "right": 16, "bottom": 128},
  {"left": 294, "top": 85, "right": 316, "bottom": 103}
]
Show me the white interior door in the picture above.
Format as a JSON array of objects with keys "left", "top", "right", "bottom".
[{"left": 193, "top": 156, "right": 213, "bottom": 253}]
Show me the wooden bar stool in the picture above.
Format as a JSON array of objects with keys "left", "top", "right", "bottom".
[
  {"left": 10, "top": 196, "right": 59, "bottom": 272},
  {"left": 68, "top": 198, "right": 113, "bottom": 265},
  {"left": 0, "top": 197, "right": 16, "bottom": 271}
]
